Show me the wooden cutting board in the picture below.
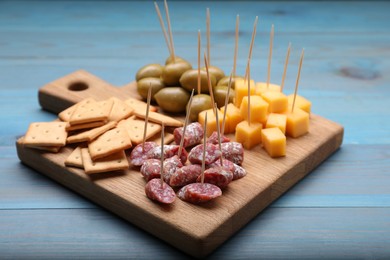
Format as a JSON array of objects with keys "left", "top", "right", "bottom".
[{"left": 16, "top": 70, "right": 344, "bottom": 258}]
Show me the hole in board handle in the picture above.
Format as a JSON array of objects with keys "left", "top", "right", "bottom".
[{"left": 68, "top": 81, "right": 89, "bottom": 91}]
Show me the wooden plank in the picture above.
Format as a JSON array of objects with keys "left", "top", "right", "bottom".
[
  {"left": 1, "top": 208, "right": 389, "bottom": 259},
  {"left": 4, "top": 144, "right": 390, "bottom": 210},
  {"left": 15, "top": 70, "right": 343, "bottom": 257}
]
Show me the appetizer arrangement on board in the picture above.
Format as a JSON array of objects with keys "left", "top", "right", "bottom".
[{"left": 19, "top": 0, "right": 315, "bottom": 206}]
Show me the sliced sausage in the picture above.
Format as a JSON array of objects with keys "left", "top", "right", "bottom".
[
  {"left": 232, "top": 163, "right": 247, "bottom": 180},
  {"left": 145, "top": 178, "right": 176, "bottom": 204},
  {"left": 178, "top": 183, "right": 222, "bottom": 204},
  {"left": 129, "top": 142, "right": 157, "bottom": 166},
  {"left": 206, "top": 131, "right": 230, "bottom": 145},
  {"left": 140, "top": 159, "right": 161, "bottom": 181},
  {"left": 196, "top": 166, "right": 233, "bottom": 189},
  {"left": 163, "top": 155, "right": 183, "bottom": 183},
  {"left": 174, "top": 122, "right": 204, "bottom": 148},
  {"left": 207, "top": 158, "right": 235, "bottom": 173},
  {"left": 221, "top": 142, "right": 244, "bottom": 165},
  {"left": 169, "top": 164, "right": 202, "bottom": 187},
  {"left": 188, "top": 143, "right": 222, "bottom": 165},
  {"left": 148, "top": 145, "right": 188, "bottom": 164}
]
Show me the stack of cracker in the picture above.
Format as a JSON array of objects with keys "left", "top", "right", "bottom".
[{"left": 22, "top": 97, "right": 183, "bottom": 174}]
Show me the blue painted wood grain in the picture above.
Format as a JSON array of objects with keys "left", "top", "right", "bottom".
[{"left": 1, "top": 1, "right": 389, "bottom": 258}]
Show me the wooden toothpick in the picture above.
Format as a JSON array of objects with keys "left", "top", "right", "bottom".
[
  {"left": 214, "top": 103, "right": 223, "bottom": 165},
  {"left": 291, "top": 48, "right": 305, "bottom": 113},
  {"left": 266, "top": 24, "right": 274, "bottom": 89},
  {"left": 280, "top": 42, "right": 291, "bottom": 93},
  {"left": 154, "top": 2, "right": 172, "bottom": 58},
  {"left": 160, "top": 123, "right": 165, "bottom": 187},
  {"left": 244, "top": 16, "right": 258, "bottom": 82},
  {"left": 178, "top": 89, "right": 195, "bottom": 157},
  {"left": 247, "top": 66, "right": 251, "bottom": 126},
  {"left": 233, "top": 14, "right": 239, "bottom": 76},
  {"left": 201, "top": 113, "right": 207, "bottom": 184},
  {"left": 197, "top": 30, "right": 201, "bottom": 95},
  {"left": 164, "top": 0, "right": 176, "bottom": 62},
  {"left": 142, "top": 85, "right": 152, "bottom": 152},
  {"left": 221, "top": 71, "right": 233, "bottom": 136},
  {"left": 204, "top": 52, "right": 215, "bottom": 111},
  {"left": 206, "top": 8, "right": 211, "bottom": 65}
]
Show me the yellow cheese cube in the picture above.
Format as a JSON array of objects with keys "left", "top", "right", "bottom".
[
  {"left": 286, "top": 107, "right": 309, "bottom": 138},
  {"left": 266, "top": 113, "right": 287, "bottom": 134},
  {"left": 262, "top": 91, "right": 288, "bottom": 113},
  {"left": 255, "top": 82, "right": 281, "bottom": 95},
  {"left": 198, "top": 108, "right": 224, "bottom": 137},
  {"left": 234, "top": 78, "right": 256, "bottom": 107},
  {"left": 235, "top": 121, "right": 262, "bottom": 149},
  {"left": 220, "top": 103, "right": 243, "bottom": 134},
  {"left": 240, "top": 95, "right": 269, "bottom": 123},
  {"left": 287, "top": 94, "right": 311, "bottom": 114},
  {"left": 261, "top": 127, "right": 286, "bottom": 157}
]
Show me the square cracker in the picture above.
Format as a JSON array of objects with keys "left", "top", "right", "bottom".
[
  {"left": 81, "top": 148, "right": 129, "bottom": 174},
  {"left": 65, "top": 146, "right": 84, "bottom": 168},
  {"left": 67, "top": 121, "right": 117, "bottom": 144},
  {"left": 118, "top": 116, "right": 161, "bottom": 145},
  {"left": 24, "top": 122, "right": 68, "bottom": 147},
  {"left": 125, "top": 98, "right": 157, "bottom": 113},
  {"left": 133, "top": 110, "right": 183, "bottom": 127},
  {"left": 69, "top": 99, "right": 114, "bottom": 126},
  {"left": 88, "top": 127, "right": 132, "bottom": 160},
  {"left": 108, "top": 97, "right": 134, "bottom": 122},
  {"left": 149, "top": 132, "right": 175, "bottom": 145},
  {"left": 66, "top": 120, "right": 107, "bottom": 132},
  {"left": 58, "top": 98, "right": 95, "bottom": 122}
]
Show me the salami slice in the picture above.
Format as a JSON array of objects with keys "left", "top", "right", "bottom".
[
  {"left": 169, "top": 164, "right": 202, "bottom": 187},
  {"left": 207, "top": 158, "right": 235, "bottom": 173},
  {"left": 148, "top": 145, "right": 188, "bottom": 164},
  {"left": 174, "top": 122, "right": 204, "bottom": 148},
  {"left": 129, "top": 142, "right": 157, "bottom": 166},
  {"left": 140, "top": 159, "right": 161, "bottom": 181},
  {"left": 188, "top": 143, "right": 222, "bottom": 165},
  {"left": 221, "top": 142, "right": 244, "bottom": 165},
  {"left": 196, "top": 166, "right": 233, "bottom": 189},
  {"left": 163, "top": 155, "right": 183, "bottom": 183},
  {"left": 232, "top": 163, "right": 247, "bottom": 180},
  {"left": 206, "top": 131, "right": 230, "bottom": 145},
  {"left": 145, "top": 178, "right": 176, "bottom": 204},
  {"left": 178, "top": 183, "right": 222, "bottom": 204}
]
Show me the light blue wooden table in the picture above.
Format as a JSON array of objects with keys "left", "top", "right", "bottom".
[{"left": 1, "top": 1, "right": 389, "bottom": 258}]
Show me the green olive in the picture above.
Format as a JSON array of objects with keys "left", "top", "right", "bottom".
[
  {"left": 165, "top": 56, "right": 189, "bottom": 65},
  {"left": 161, "top": 61, "right": 192, "bottom": 86},
  {"left": 187, "top": 94, "right": 213, "bottom": 121},
  {"left": 155, "top": 87, "right": 190, "bottom": 113},
  {"left": 135, "top": 64, "right": 163, "bottom": 81},
  {"left": 217, "top": 75, "right": 245, "bottom": 89},
  {"left": 136, "top": 77, "right": 165, "bottom": 101},
  {"left": 213, "top": 86, "right": 235, "bottom": 108},
  {"left": 179, "top": 69, "right": 216, "bottom": 93},
  {"left": 202, "top": 65, "right": 225, "bottom": 82}
]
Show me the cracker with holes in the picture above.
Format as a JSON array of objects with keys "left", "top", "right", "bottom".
[
  {"left": 125, "top": 97, "right": 157, "bottom": 113},
  {"left": 108, "top": 97, "right": 134, "bottom": 122},
  {"left": 118, "top": 116, "right": 161, "bottom": 145},
  {"left": 81, "top": 148, "right": 128, "bottom": 174},
  {"left": 133, "top": 110, "right": 183, "bottom": 127},
  {"left": 65, "top": 146, "right": 84, "bottom": 168},
  {"left": 23, "top": 122, "right": 68, "bottom": 147},
  {"left": 67, "top": 121, "right": 117, "bottom": 143},
  {"left": 69, "top": 99, "right": 114, "bottom": 126},
  {"left": 88, "top": 127, "right": 132, "bottom": 160},
  {"left": 58, "top": 98, "right": 96, "bottom": 122},
  {"left": 66, "top": 121, "right": 107, "bottom": 132}
]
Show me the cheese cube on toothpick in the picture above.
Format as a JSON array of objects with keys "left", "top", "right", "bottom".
[
  {"left": 285, "top": 107, "right": 309, "bottom": 138},
  {"left": 198, "top": 108, "right": 224, "bottom": 137},
  {"left": 239, "top": 95, "right": 268, "bottom": 123},
  {"left": 262, "top": 91, "right": 288, "bottom": 113},
  {"left": 220, "top": 103, "right": 243, "bottom": 134},
  {"left": 235, "top": 120, "right": 262, "bottom": 150}
]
